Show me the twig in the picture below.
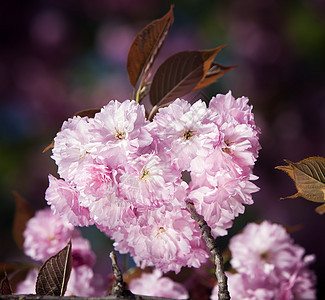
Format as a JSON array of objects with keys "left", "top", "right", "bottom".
[
  {"left": 109, "top": 252, "right": 137, "bottom": 299},
  {"left": 0, "top": 295, "right": 172, "bottom": 300},
  {"left": 186, "top": 201, "right": 230, "bottom": 300}
]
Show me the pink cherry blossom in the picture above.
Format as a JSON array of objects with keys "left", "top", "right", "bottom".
[
  {"left": 46, "top": 174, "right": 92, "bottom": 227},
  {"left": 71, "top": 236, "right": 96, "bottom": 268},
  {"left": 15, "top": 269, "right": 39, "bottom": 294},
  {"left": 51, "top": 115, "right": 95, "bottom": 183},
  {"left": 211, "top": 221, "right": 317, "bottom": 299},
  {"left": 207, "top": 91, "right": 261, "bottom": 174},
  {"left": 278, "top": 254, "right": 317, "bottom": 300},
  {"left": 88, "top": 100, "right": 152, "bottom": 167},
  {"left": 185, "top": 92, "right": 260, "bottom": 239},
  {"left": 112, "top": 207, "right": 209, "bottom": 274},
  {"left": 188, "top": 167, "right": 258, "bottom": 237},
  {"left": 229, "top": 221, "right": 309, "bottom": 280},
  {"left": 20, "top": 208, "right": 106, "bottom": 297},
  {"left": 65, "top": 265, "right": 106, "bottom": 297},
  {"left": 211, "top": 272, "right": 276, "bottom": 300},
  {"left": 46, "top": 94, "right": 261, "bottom": 274},
  {"left": 23, "top": 208, "right": 77, "bottom": 262},
  {"left": 23, "top": 208, "right": 98, "bottom": 267},
  {"left": 129, "top": 269, "right": 189, "bottom": 299},
  {"left": 119, "top": 152, "right": 183, "bottom": 208},
  {"left": 151, "top": 99, "right": 219, "bottom": 170}
]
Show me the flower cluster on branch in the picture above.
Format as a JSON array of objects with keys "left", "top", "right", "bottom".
[{"left": 45, "top": 91, "right": 260, "bottom": 274}]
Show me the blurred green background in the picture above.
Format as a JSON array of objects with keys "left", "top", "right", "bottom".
[{"left": 1, "top": 0, "right": 325, "bottom": 298}]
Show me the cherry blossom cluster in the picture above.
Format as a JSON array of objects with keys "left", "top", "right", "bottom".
[
  {"left": 45, "top": 91, "right": 261, "bottom": 273},
  {"left": 17, "top": 209, "right": 105, "bottom": 296},
  {"left": 211, "top": 221, "right": 317, "bottom": 300}
]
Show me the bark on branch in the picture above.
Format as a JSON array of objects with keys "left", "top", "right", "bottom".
[
  {"left": 186, "top": 201, "right": 230, "bottom": 300},
  {"left": 0, "top": 296, "right": 172, "bottom": 300},
  {"left": 109, "top": 251, "right": 139, "bottom": 299}
]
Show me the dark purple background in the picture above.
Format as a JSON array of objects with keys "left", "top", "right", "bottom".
[{"left": 1, "top": 0, "right": 325, "bottom": 298}]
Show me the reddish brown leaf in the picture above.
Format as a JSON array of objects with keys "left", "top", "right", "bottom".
[
  {"left": 36, "top": 239, "right": 72, "bottom": 296},
  {"left": 12, "top": 191, "right": 34, "bottom": 250},
  {"left": 4, "top": 266, "right": 33, "bottom": 293},
  {"left": 127, "top": 5, "right": 174, "bottom": 87},
  {"left": 200, "top": 45, "right": 226, "bottom": 76},
  {"left": 149, "top": 47, "right": 225, "bottom": 112},
  {"left": 42, "top": 141, "right": 54, "bottom": 153},
  {"left": 0, "top": 273, "right": 12, "bottom": 295},
  {"left": 276, "top": 157, "right": 325, "bottom": 214},
  {"left": 284, "top": 223, "right": 304, "bottom": 234},
  {"left": 194, "top": 62, "right": 237, "bottom": 90},
  {"left": 149, "top": 51, "right": 203, "bottom": 111},
  {"left": 74, "top": 108, "right": 101, "bottom": 118}
]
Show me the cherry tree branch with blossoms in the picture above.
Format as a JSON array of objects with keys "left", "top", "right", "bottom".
[{"left": 2, "top": 5, "right": 318, "bottom": 300}]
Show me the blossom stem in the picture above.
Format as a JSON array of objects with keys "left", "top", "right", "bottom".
[
  {"left": 109, "top": 252, "right": 135, "bottom": 299},
  {"left": 186, "top": 201, "right": 230, "bottom": 300},
  {"left": 148, "top": 105, "right": 158, "bottom": 121}
]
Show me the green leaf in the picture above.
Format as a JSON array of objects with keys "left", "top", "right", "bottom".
[
  {"left": 127, "top": 5, "right": 174, "bottom": 87},
  {"left": 35, "top": 239, "right": 72, "bottom": 296},
  {"left": 276, "top": 157, "right": 325, "bottom": 214}
]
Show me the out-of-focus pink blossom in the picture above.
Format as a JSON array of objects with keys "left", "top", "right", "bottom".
[
  {"left": 211, "top": 221, "right": 316, "bottom": 300},
  {"left": 15, "top": 269, "right": 39, "bottom": 294},
  {"left": 66, "top": 265, "right": 106, "bottom": 297},
  {"left": 20, "top": 208, "right": 105, "bottom": 296},
  {"left": 71, "top": 236, "right": 96, "bottom": 268},
  {"left": 211, "top": 272, "right": 275, "bottom": 300},
  {"left": 129, "top": 269, "right": 189, "bottom": 299},
  {"left": 23, "top": 208, "right": 76, "bottom": 262},
  {"left": 229, "top": 221, "right": 308, "bottom": 280},
  {"left": 15, "top": 267, "right": 106, "bottom": 297},
  {"left": 278, "top": 255, "right": 317, "bottom": 300}
]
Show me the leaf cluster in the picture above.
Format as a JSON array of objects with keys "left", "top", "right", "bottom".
[{"left": 127, "top": 5, "right": 234, "bottom": 120}]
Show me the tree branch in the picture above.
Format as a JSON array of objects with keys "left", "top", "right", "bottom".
[
  {"left": 109, "top": 252, "right": 138, "bottom": 299},
  {"left": 0, "top": 295, "right": 173, "bottom": 300},
  {"left": 186, "top": 201, "right": 230, "bottom": 300}
]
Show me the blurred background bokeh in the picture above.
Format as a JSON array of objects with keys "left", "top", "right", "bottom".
[{"left": 1, "top": 0, "right": 325, "bottom": 298}]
